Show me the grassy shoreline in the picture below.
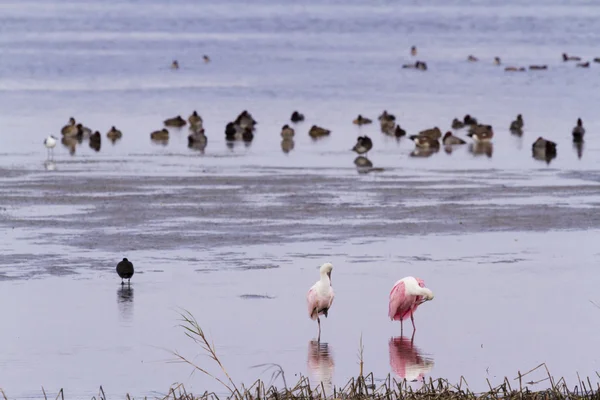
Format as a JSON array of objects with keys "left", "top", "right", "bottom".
[
  {"left": 2, "top": 370, "right": 599, "bottom": 400},
  {"left": 3, "top": 312, "right": 597, "bottom": 400}
]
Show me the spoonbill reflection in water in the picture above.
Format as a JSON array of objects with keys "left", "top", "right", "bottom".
[
  {"left": 389, "top": 336, "right": 434, "bottom": 382},
  {"left": 307, "top": 263, "right": 334, "bottom": 342},
  {"left": 308, "top": 340, "right": 334, "bottom": 396},
  {"left": 389, "top": 277, "right": 434, "bottom": 335}
]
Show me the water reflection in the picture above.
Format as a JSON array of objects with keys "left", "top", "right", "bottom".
[
  {"left": 410, "top": 148, "right": 438, "bottom": 158},
  {"left": 573, "top": 141, "right": 584, "bottom": 159},
  {"left": 281, "top": 138, "right": 294, "bottom": 154},
  {"left": 61, "top": 137, "right": 77, "bottom": 155},
  {"left": 307, "top": 340, "right": 334, "bottom": 396},
  {"left": 354, "top": 156, "right": 384, "bottom": 174},
  {"left": 511, "top": 133, "right": 523, "bottom": 150},
  {"left": 151, "top": 138, "right": 169, "bottom": 146},
  {"left": 389, "top": 336, "right": 434, "bottom": 382},
  {"left": 354, "top": 156, "right": 372, "bottom": 168},
  {"left": 44, "top": 160, "right": 56, "bottom": 171},
  {"left": 532, "top": 148, "right": 557, "bottom": 165},
  {"left": 468, "top": 142, "right": 493, "bottom": 158},
  {"left": 117, "top": 285, "right": 134, "bottom": 321}
]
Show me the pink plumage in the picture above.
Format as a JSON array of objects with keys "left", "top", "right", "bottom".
[
  {"left": 388, "top": 276, "right": 434, "bottom": 333},
  {"left": 307, "top": 262, "right": 335, "bottom": 341},
  {"left": 307, "top": 287, "right": 334, "bottom": 320},
  {"left": 306, "top": 287, "right": 334, "bottom": 321},
  {"left": 389, "top": 336, "right": 434, "bottom": 381}
]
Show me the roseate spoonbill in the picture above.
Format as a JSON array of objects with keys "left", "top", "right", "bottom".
[
  {"left": 44, "top": 135, "right": 57, "bottom": 160},
  {"left": 388, "top": 277, "right": 434, "bottom": 334},
  {"left": 307, "top": 262, "right": 334, "bottom": 342},
  {"left": 116, "top": 258, "right": 134, "bottom": 285}
]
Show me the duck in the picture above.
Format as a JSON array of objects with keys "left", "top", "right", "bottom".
[
  {"left": 235, "top": 110, "right": 257, "bottom": 130},
  {"left": 89, "top": 131, "right": 101, "bottom": 143},
  {"left": 378, "top": 110, "right": 395, "bottom": 122},
  {"left": 529, "top": 65, "right": 548, "bottom": 70},
  {"left": 562, "top": 53, "right": 581, "bottom": 62},
  {"left": 409, "top": 135, "right": 440, "bottom": 150},
  {"left": 188, "top": 111, "right": 203, "bottom": 126},
  {"left": 171, "top": 60, "right": 179, "bottom": 69},
  {"left": 509, "top": 114, "right": 524, "bottom": 132},
  {"left": 281, "top": 124, "right": 295, "bottom": 138},
  {"left": 281, "top": 138, "right": 294, "bottom": 154},
  {"left": 309, "top": 125, "right": 331, "bottom": 138},
  {"left": 572, "top": 118, "right": 585, "bottom": 142},
  {"left": 505, "top": 66, "right": 526, "bottom": 72},
  {"left": 402, "top": 61, "right": 427, "bottom": 70},
  {"left": 494, "top": 57, "right": 501, "bottom": 65},
  {"left": 242, "top": 129, "right": 254, "bottom": 142},
  {"left": 467, "top": 55, "right": 479, "bottom": 62},
  {"left": 353, "top": 115, "right": 372, "bottom": 125},
  {"left": 411, "top": 46, "right": 417, "bottom": 56},
  {"left": 164, "top": 115, "right": 186, "bottom": 128},
  {"left": 463, "top": 114, "right": 478, "bottom": 126},
  {"left": 61, "top": 117, "right": 78, "bottom": 136},
  {"left": 89, "top": 131, "right": 101, "bottom": 152},
  {"left": 116, "top": 258, "right": 134, "bottom": 285},
  {"left": 467, "top": 124, "right": 494, "bottom": 142},
  {"left": 188, "top": 131, "right": 207, "bottom": 148},
  {"left": 74, "top": 123, "right": 92, "bottom": 140},
  {"left": 203, "top": 55, "right": 210, "bottom": 63},
  {"left": 291, "top": 111, "right": 305, "bottom": 123},
  {"left": 576, "top": 61, "right": 590, "bottom": 68},
  {"left": 151, "top": 128, "right": 170, "bottom": 141},
  {"left": 394, "top": 125, "right": 406, "bottom": 137},
  {"left": 532, "top": 137, "right": 557, "bottom": 156},
  {"left": 442, "top": 131, "right": 466, "bottom": 145},
  {"left": 378, "top": 111, "right": 396, "bottom": 133},
  {"left": 224, "top": 122, "right": 238, "bottom": 140},
  {"left": 451, "top": 118, "right": 464, "bottom": 129},
  {"left": 532, "top": 137, "right": 557, "bottom": 164},
  {"left": 106, "top": 126, "right": 123, "bottom": 142},
  {"left": 417, "top": 127, "right": 442, "bottom": 140},
  {"left": 380, "top": 120, "right": 395, "bottom": 135},
  {"left": 352, "top": 136, "right": 373, "bottom": 156}
]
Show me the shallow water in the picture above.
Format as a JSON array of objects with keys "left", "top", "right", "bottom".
[{"left": 1, "top": 0, "right": 600, "bottom": 398}]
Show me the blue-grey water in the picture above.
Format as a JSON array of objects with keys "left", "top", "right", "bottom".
[{"left": 1, "top": 0, "right": 600, "bottom": 398}]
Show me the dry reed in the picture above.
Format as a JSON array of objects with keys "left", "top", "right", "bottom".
[{"left": 2, "top": 311, "right": 598, "bottom": 400}]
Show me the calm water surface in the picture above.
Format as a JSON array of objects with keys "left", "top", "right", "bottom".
[{"left": 1, "top": 0, "right": 600, "bottom": 398}]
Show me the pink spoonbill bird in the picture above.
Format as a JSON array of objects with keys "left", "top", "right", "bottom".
[
  {"left": 389, "top": 277, "right": 434, "bottom": 334},
  {"left": 307, "top": 262, "right": 335, "bottom": 342}
]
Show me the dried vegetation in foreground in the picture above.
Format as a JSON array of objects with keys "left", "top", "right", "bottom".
[{"left": 2, "top": 311, "right": 598, "bottom": 400}]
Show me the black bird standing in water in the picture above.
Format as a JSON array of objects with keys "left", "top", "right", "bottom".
[{"left": 116, "top": 258, "right": 134, "bottom": 285}]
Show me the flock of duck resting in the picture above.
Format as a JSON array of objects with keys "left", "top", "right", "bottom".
[
  {"left": 43, "top": 107, "right": 585, "bottom": 165},
  {"left": 402, "top": 45, "right": 600, "bottom": 70},
  {"left": 42, "top": 46, "right": 591, "bottom": 163}
]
